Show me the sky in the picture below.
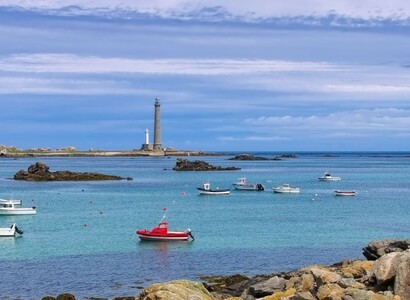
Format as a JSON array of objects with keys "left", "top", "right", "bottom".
[{"left": 1, "top": 1, "right": 410, "bottom": 151}]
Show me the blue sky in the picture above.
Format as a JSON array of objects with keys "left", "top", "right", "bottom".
[{"left": 1, "top": 1, "right": 410, "bottom": 151}]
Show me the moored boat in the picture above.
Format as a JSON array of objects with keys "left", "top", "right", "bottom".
[
  {"left": 0, "top": 200, "right": 36, "bottom": 215},
  {"left": 334, "top": 190, "right": 356, "bottom": 196},
  {"left": 197, "top": 182, "right": 230, "bottom": 195},
  {"left": 272, "top": 183, "right": 300, "bottom": 194},
  {"left": 136, "top": 213, "right": 194, "bottom": 242},
  {"left": 232, "top": 178, "right": 264, "bottom": 191},
  {"left": 318, "top": 172, "right": 341, "bottom": 181},
  {"left": 0, "top": 223, "right": 24, "bottom": 237}
]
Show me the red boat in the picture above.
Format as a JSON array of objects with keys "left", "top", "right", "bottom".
[{"left": 136, "top": 214, "right": 194, "bottom": 242}]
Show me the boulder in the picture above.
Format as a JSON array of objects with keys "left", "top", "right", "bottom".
[
  {"left": 393, "top": 251, "right": 410, "bottom": 299},
  {"left": 363, "top": 240, "right": 410, "bottom": 260},
  {"left": 300, "top": 273, "right": 315, "bottom": 292},
  {"left": 28, "top": 161, "right": 49, "bottom": 173},
  {"left": 341, "top": 260, "right": 373, "bottom": 279},
  {"left": 309, "top": 266, "right": 342, "bottom": 286},
  {"left": 316, "top": 283, "right": 344, "bottom": 300},
  {"left": 289, "top": 291, "right": 316, "bottom": 300},
  {"left": 247, "top": 276, "right": 286, "bottom": 298},
  {"left": 371, "top": 252, "right": 404, "bottom": 285},
  {"left": 55, "top": 294, "right": 76, "bottom": 300},
  {"left": 201, "top": 274, "right": 250, "bottom": 297},
  {"left": 260, "top": 288, "right": 296, "bottom": 299},
  {"left": 139, "top": 280, "right": 214, "bottom": 300}
]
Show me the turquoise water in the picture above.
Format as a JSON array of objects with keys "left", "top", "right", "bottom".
[{"left": 1, "top": 153, "right": 410, "bottom": 299}]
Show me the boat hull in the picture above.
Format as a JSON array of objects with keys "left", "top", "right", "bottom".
[
  {"left": 233, "top": 184, "right": 264, "bottom": 191},
  {"left": 318, "top": 177, "right": 341, "bottom": 181},
  {"left": 137, "top": 234, "right": 189, "bottom": 241},
  {"left": 197, "top": 188, "right": 230, "bottom": 195},
  {"left": 334, "top": 191, "right": 356, "bottom": 196},
  {"left": 0, "top": 208, "right": 36, "bottom": 215},
  {"left": 273, "top": 189, "right": 300, "bottom": 194},
  {"left": 0, "top": 224, "right": 22, "bottom": 237},
  {"left": 136, "top": 230, "right": 189, "bottom": 241},
  {"left": 0, "top": 228, "right": 15, "bottom": 237}
]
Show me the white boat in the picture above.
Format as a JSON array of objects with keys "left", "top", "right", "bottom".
[
  {"left": 232, "top": 178, "right": 264, "bottom": 191},
  {"left": 318, "top": 172, "right": 341, "bottom": 181},
  {"left": 335, "top": 190, "right": 356, "bottom": 196},
  {"left": 0, "top": 200, "right": 36, "bottom": 215},
  {"left": 272, "top": 183, "right": 300, "bottom": 194},
  {"left": 197, "top": 182, "right": 230, "bottom": 195},
  {"left": 0, "top": 223, "right": 23, "bottom": 237}
]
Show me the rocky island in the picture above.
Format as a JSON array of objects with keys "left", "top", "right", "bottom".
[
  {"left": 173, "top": 158, "right": 240, "bottom": 171},
  {"left": 14, "top": 161, "right": 128, "bottom": 181}
]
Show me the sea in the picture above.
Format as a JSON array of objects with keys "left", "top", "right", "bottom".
[{"left": 1, "top": 152, "right": 410, "bottom": 299}]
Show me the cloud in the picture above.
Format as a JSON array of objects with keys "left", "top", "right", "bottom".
[
  {"left": 2, "top": 0, "right": 410, "bottom": 27},
  {"left": 0, "top": 76, "right": 154, "bottom": 95},
  {"left": 0, "top": 53, "right": 337, "bottom": 75},
  {"left": 2, "top": 54, "right": 410, "bottom": 100},
  {"left": 245, "top": 108, "right": 410, "bottom": 132}
]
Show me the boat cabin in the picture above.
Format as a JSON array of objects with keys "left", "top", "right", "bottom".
[
  {"left": 151, "top": 221, "right": 169, "bottom": 234},
  {"left": 201, "top": 182, "right": 211, "bottom": 190}
]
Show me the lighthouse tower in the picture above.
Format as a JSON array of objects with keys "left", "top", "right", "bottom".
[{"left": 153, "top": 98, "right": 162, "bottom": 150}]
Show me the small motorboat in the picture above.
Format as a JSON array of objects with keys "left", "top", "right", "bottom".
[
  {"left": 335, "top": 190, "right": 356, "bottom": 196},
  {"left": 318, "top": 172, "right": 341, "bottom": 181},
  {"left": 272, "top": 183, "right": 300, "bottom": 194},
  {"left": 0, "top": 199, "right": 36, "bottom": 215},
  {"left": 197, "top": 182, "right": 230, "bottom": 195},
  {"left": 136, "top": 213, "right": 194, "bottom": 242},
  {"left": 0, "top": 223, "right": 24, "bottom": 237},
  {"left": 232, "top": 178, "right": 264, "bottom": 191}
]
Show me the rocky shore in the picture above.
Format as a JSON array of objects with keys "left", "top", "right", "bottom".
[
  {"left": 0, "top": 145, "right": 217, "bottom": 158},
  {"left": 40, "top": 239, "right": 410, "bottom": 299},
  {"left": 14, "top": 161, "right": 129, "bottom": 181}
]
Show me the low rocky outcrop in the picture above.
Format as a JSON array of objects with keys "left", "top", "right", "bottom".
[
  {"left": 228, "top": 154, "right": 277, "bottom": 161},
  {"left": 14, "top": 161, "right": 127, "bottom": 181},
  {"left": 173, "top": 158, "right": 240, "bottom": 171},
  {"left": 228, "top": 154, "right": 298, "bottom": 161},
  {"left": 276, "top": 154, "right": 298, "bottom": 159}
]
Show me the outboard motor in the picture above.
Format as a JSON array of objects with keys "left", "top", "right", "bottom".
[
  {"left": 15, "top": 226, "right": 23, "bottom": 235},
  {"left": 257, "top": 184, "right": 264, "bottom": 191},
  {"left": 186, "top": 228, "right": 195, "bottom": 241}
]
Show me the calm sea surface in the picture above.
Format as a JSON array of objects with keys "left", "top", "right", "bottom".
[{"left": 1, "top": 152, "right": 410, "bottom": 299}]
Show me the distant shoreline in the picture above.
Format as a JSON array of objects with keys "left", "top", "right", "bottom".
[
  {"left": 0, "top": 149, "right": 221, "bottom": 158},
  {"left": 1, "top": 149, "right": 409, "bottom": 159}
]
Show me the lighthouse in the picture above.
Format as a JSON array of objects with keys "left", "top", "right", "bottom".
[
  {"left": 153, "top": 97, "right": 162, "bottom": 150},
  {"left": 140, "top": 98, "right": 163, "bottom": 151}
]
